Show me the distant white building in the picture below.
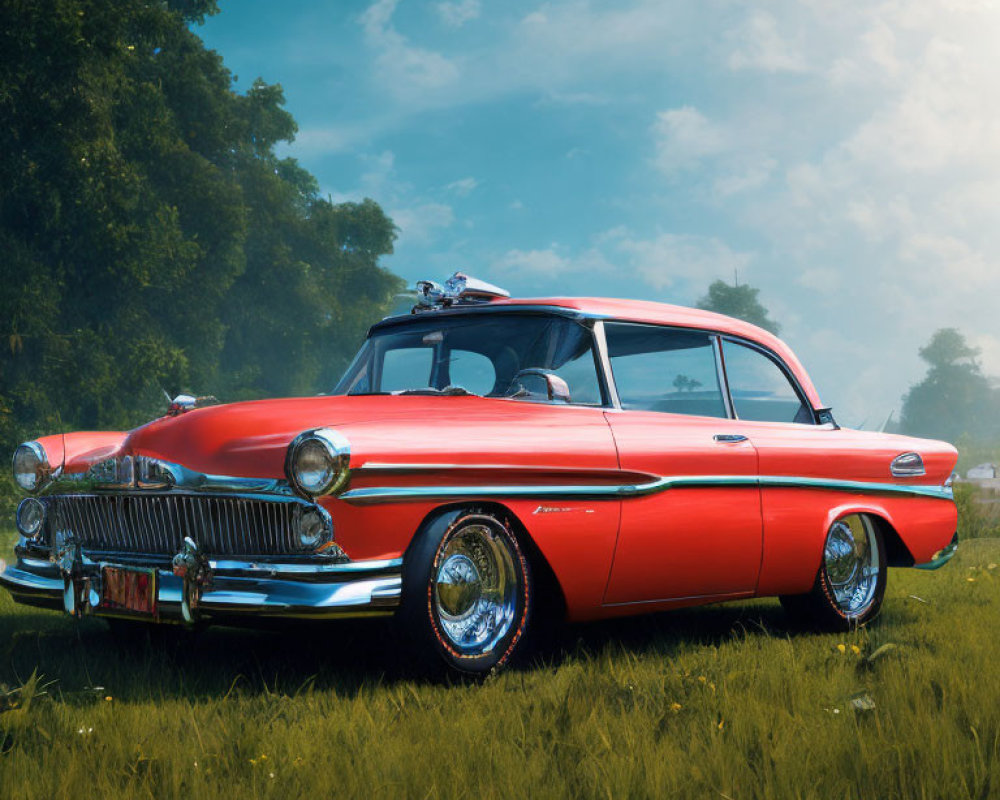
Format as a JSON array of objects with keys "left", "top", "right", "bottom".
[{"left": 967, "top": 463, "right": 998, "bottom": 480}]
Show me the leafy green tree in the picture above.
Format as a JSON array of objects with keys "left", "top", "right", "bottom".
[
  {"left": 0, "top": 0, "right": 402, "bottom": 465},
  {"left": 900, "top": 329, "right": 999, "bottom": 443},
  {"left": 696, "top": 280, "right": 781, "bottom": 335}
]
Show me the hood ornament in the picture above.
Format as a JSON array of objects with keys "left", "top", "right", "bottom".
[
  {"left": 415, "top": 272, "right": 510, "bottom": 310},
  {"left": 166, "top": 394, "right": 219, "bottom": 416}
]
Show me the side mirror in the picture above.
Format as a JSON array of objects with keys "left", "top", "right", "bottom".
[{"left": 507, "top": 369, "right": 571, "bottom": 403}]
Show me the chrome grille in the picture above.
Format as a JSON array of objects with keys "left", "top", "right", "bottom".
[{"left": 44, "top": 494, "right": 311, "bottom": 557}]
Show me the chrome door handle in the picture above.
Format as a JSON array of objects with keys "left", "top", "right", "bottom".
[{"left": 713, "top": 434, "right": 748, "bottom": 443}]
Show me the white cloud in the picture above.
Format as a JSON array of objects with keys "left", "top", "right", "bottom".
[
  {"left": 389, "top": 202, "right": 455, "bottom": 243},
  {"left": 651, "top": 107, "right": 727, "bottom": 174},
  {"left": 727, "top": 10, "right": 808, "bottom": 73},
  {"left": 613, "top": 232, "right": 752, "bottom": 291},
  {"left": 445, "top": 177, "right": 478, "bottom": 195},
  {"left": 436, "top": 0, "right": 481, "bottom": 28},
  {"left": 289, "top": 125, "right": 366, "bottom": 156},
  {"left": 493, "top": 248, "right": 574, "bottom": 279},
  {"left": 491, "top": 229, "right": 751, "bottom": 299},
  {"left": 360, "top": 0, "right": 459, "bottom": 96}
]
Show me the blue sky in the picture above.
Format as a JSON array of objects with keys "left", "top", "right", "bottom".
[{"left": 199, "top": 1, "right": 1000, "bottom": 425}]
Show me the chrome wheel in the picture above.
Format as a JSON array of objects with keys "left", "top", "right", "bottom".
[
  {"left": 432, "top": 521, "right": 520, "bottom": 657},
  {"left": 823, "top": 515, "right": 881, "bottom": 618}
]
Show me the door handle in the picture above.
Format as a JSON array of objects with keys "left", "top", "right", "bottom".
[{"left": 713, "top": 433, "right": 748, "bottom": 443}]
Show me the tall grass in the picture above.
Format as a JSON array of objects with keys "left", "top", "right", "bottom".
[
  {"left": 955, "top": 483, "right": 1000, "bottom": 539},
  {"left": 0, "top": 533, "right": 998, "bottom": 799}
]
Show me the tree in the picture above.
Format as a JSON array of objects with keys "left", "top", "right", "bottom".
[
  {"left": 899, "top": 329, "right": 999, "bottom": 443},
  {"left": 0, "top": 0, "right": 403, "bottom": 459},
  {"left": 695, "top": 280, "right": 781, "bottom": 334}
]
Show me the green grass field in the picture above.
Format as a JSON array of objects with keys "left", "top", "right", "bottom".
[{"left": 0, "top": 531, "right": 998, "bottom": 799}]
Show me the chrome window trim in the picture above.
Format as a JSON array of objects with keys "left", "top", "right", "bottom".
[
  {"left": 712, "top": 335, "right": 736, "bottom": 420},
  {"left": 601, "top": 320, "right": 731, "bottom": 420},
  {"left": 592, "top": 319, "right": 621, "bottom": 410},
  {"left": 371, "top": 304, "right": 605, "bottom": 334},
  {"left": 358, "top": 310, "right": 831, "bottom": 422},
  {"left": 718, "top": 335, "right": 820, "bottom": 425}
]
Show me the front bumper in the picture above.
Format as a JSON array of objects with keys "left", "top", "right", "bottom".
[{"left": 0, "top": 542, "right": 402, "bottom": 624}]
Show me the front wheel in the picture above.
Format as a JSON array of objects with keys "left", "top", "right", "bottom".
[
  {"left": 398, "top": 508, "right": 532, "bottom": 676},
  {"left": 780, "top": 513, "right": 887, "bottom": 631}
]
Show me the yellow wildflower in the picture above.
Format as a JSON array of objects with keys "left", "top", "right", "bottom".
[
  {"left": 670, "top": 702, "right": 682, "bottom": 712},
  {"left": 850, "top": 645, "right": 861, "bottom": 655},
  {"left": 837, "top": 644, "right": 846, "bottom": 654}
]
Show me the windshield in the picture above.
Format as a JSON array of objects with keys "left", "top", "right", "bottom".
[{"left": 333, "top": 313, "right": 605, "bottom": 405}]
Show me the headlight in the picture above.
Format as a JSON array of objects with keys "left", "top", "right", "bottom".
[
  {"left": 16, "top": 497, "right": 45, "bottom": 539},
  {"left": 12, "top": 441, "right": 50, "bottom": 493},
  {"left": 293, "top": 506, "right": 331, "bottom": 550},
  {"left": 285, "top": 429, "right": 351, "bottom": 497}
]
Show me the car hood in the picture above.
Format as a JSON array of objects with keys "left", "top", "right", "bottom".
[{"left": 107, "top": 394, "right": 618, "bottom": 480}]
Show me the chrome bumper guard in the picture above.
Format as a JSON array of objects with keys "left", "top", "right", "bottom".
[{"left": 0, "top": 538, "right": 401, "bottom": 624}]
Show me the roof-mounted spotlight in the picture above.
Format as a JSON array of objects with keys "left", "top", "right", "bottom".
[{"left": 415, "top": 272, "right": 510, "bottom": 310}]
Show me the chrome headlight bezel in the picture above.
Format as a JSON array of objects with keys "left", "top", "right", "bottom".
[
  {"left": 12, "top": 441, "right": 51, "bottom": 494},
  {"left": 285, "top": 429, "right": 351, "bottom": 498},
  {"left": 292, "top": 505, "right": 333, "bottom": 551},
  {"left": 15, "top": 497, "right": 46, "bottom": 539}
]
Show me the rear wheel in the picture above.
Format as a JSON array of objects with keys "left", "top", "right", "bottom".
[
  {"left": 780, "top": 513, "right": 886, "bottom": 630},
  {"left": 398, "top": 508, "right": 532, "bottom": 676}
]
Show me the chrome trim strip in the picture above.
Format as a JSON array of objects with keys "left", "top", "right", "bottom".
[
  {"left": 207, "top": 557, "right": 402, "bottom": 577},
  {"left": 356, "top": 461, "right": 643, "bottom": 478},
  {"left": 340, "top": 475, "right": 955, "bottom": 504},
  {"left": 758, "top": 476, "right": 953, "bottom": 499}
]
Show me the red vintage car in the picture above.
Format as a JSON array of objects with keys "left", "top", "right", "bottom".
[{"left": 3, "top": 274, "right": 958, "bottom": 674}]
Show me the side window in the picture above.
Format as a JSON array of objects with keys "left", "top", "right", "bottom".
[
  {"left": 380, "top": 347, "right": 433, "bottom": 392},
  {"left": 448, "top": 349, "right": 496, "bottom": 395},
  {"left": 722, "top": 340, "right": 813, "bottom": 424},
  {"left": 605, "top": 322, "right": 727, "bottom": 418}
]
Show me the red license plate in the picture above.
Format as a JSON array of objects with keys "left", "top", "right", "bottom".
[{"left": 99, "top": 566, "right": 158, "bottom": 617}]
